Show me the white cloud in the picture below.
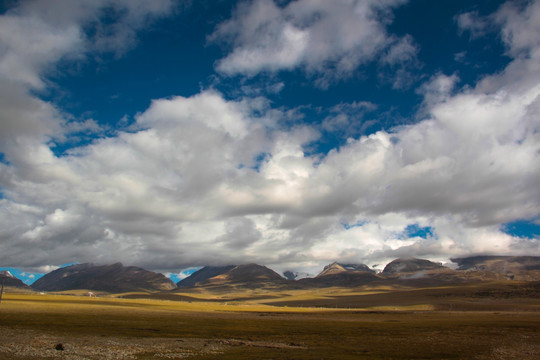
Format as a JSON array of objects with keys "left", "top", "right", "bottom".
[
  {"left": 417, "top": 73, "right": 460, "bottom": 107},
  {"left": 456, "top": 11, "right": 491, "bottom": 39},
  {"left": 322, "top": 101, "right": 378, "bottom": 134},
  {"left": 0, "top": 83, "right": 64, "bottom": 161},
  {"left": 1, "top": 69, "right": 539, "bottom": 271},
  {"left": 13, "top": 0, "right": 175, "bottom": 56},
  {"left": 0, "top": 14, "right": 81, "bottom": 89},
  {"left": 381, "top": 34, "right": 418, "bottom": 66},
  {"left": 209, "top": 0, "right": 307, "bottom": 75},
  {"left": 166, "top": 267, "right": 202, "bottom": 282},
  {"left": 0, "top": 0, "right": 539, "bottom": 276},
  {"left": 22, "top": 208, "right": 81, "bottom": 241},
  {"left": 495, "top": 0, "right": 540, "bottom": 59},
  {"left": 0, "top": 0, "right": 175, "bottom": 158},
  {"left": 0, "top": 0, "right": 174, "bottom": 89},
  {"left": 211, "top": 0, "right": 414, "bottom": 86}
]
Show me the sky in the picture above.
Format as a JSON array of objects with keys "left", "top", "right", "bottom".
[{"left": 1, "top": 0, "right": 540, "bottom": 284}]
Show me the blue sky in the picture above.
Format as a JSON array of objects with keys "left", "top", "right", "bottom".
[{"left": 0, "top": 0, "right": 539, "bottom": 284}]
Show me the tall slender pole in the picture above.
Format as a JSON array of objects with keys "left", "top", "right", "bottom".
[{"left": 0, "top": 278, "right": 5, "bottom": 305}]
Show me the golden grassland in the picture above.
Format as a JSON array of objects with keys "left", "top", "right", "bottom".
[{"left": 0, "top": 282, "right": 539, "bottom": 359}]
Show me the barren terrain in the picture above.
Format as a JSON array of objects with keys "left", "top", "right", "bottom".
[{"left": 1, "top": 281, "right": 539, "bottom": 359}]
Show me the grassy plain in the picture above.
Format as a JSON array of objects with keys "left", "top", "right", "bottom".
[{"left": 0, "top": 282, "right": 539, "bottom": 359}]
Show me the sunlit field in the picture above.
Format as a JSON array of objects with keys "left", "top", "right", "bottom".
[{"left": 1, "top": 282, "right": 539, "bottom": 359}]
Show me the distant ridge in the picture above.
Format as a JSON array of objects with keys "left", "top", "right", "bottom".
[
  {"left": 31, "top": 263, "right": 177, "bottom": 293},
  {"left": 177, "top": 264, "right": 287, "bottom": 290},
  {"left": 177, "top": 265, "right": 235, "bottom": 287},
  {"left": 175, "top": 256, "right": 540, "bottom": 291},
  {"left": 316, "top": 262, "right": 375, "bottom": 277},
  {"left": 292, "top": 262, "right": 380, "bottom": 287},
  {"left": 382, "top": 258, "right": 445, "bottom": 275},
  {"left": 451, "top": 256, "right": 540, "bottom": 281},
  {"left": 6, "top": 255, "right": 540, "bottom": 295},
  {"left": 451, "top": 256, "right": 540, "bottom": 271},
  {"left": 1, "top": 270, "right": 31, "bottom": 290}
]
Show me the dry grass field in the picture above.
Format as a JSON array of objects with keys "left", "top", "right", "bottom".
[{"left": 0, "top": 282, "right": 539, "bottom": 359}]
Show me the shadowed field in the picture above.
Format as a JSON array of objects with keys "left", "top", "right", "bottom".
[{"left": 0, "top": 283, "right": 539, "bottom": 359}]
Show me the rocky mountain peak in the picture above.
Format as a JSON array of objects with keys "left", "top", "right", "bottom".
[
  {"left": 317, "top": 262, "right": 374, "bottom": 277},
  {"left": 1, "top": 270, "right": 30, "bottom": 289}
]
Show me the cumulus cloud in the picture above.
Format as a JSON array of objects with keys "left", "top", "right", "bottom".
[
  {"left": 210, "top": 0, "right": 414, "bottom": 86},
  {"left": 495, "top": 0, "right": 540, "bottom": 59},
  {"left": 0, "top": 0, "right": 539, "bottom": 276},
  {"left": 0, "top": 0, "right": 174, "bottom": 88},
  {"left": 0, "top": 0, "right": 174, "bottom": 269},
  {"left": 0, "top": 0, "right": 175, "bottom": 153},
  {"left": 12, "top": 0, "right": 175, "bottom": 56},
  {"left": 0, "top": 14, "right": 81, "bottom": 89}
]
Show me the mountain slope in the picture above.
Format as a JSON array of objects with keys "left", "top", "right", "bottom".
[
  {"left": 382, "top": 258, "right": 445, "bottom": 275},
  {"left": 316, "top": 262, "right": 375, "bottom": 277},
  {"left": 177, "top": 265, "right": 235, "bottom": 287},
  {"left": 1, "top": 270, "right": 32, "bottom": 290},
  {"left": 177, "top": 264, "right": 288, "bottom": 290},
  {"left": 451, "top": 256, "right": 540, "bottom": 281},
  {"left": 31, "top": 263, "right": 177, "bottom": 293},
  {"left": 294, "top": 262, "right": 380, "bottom": 287}
]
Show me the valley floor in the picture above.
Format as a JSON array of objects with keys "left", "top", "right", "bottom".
[{"left": 0, "top": 283, "right": 539, "bottom": 359}]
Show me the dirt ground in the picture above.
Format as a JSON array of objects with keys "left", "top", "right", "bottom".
[
  {"left": 0, "top": 325, "right": 313, "bottom": 360},
  {"left": 0, "top": 292, "right": 539, "bottom": 359}
]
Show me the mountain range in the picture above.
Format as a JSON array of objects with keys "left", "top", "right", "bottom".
[
  {"left": 31, "top": 263, "right": 176, "bottom": 293},
  {"left": 1, "top": 270, "right": 31, "bottom": 290},
  {"left": 176, "top": 264, "right": 288, "bottom": 290},
  {"left": 2, "top": 256, "right": 540, "bottom": 294}
]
